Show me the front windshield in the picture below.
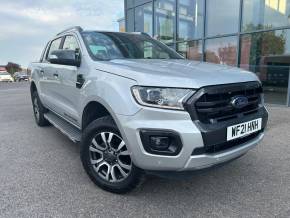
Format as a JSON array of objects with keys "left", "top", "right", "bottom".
[{"left": 81, "top": 32, "right": 183, "bottom": 61}]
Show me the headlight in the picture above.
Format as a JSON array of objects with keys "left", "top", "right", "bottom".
[{"left": 131, "top": 86, "right": 195, "bottom": 110}]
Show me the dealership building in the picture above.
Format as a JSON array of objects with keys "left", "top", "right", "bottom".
[{"left": 124, "top": 0, "right": 290, "bottom": 106}]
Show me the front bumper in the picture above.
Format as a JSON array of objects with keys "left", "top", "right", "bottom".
[
  {"left": 184, "top": 132, "right": 263, "bottom": 170},
  {"left": 116, "top": 106, "right": 267, "bottom": 172}
]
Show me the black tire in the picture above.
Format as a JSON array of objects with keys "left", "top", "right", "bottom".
[
  {"left": 81, "top": 116, "right": 143, "bottom": 194},
  {"left": 31, "top": 91, "right": 50, "bottom": 127}
]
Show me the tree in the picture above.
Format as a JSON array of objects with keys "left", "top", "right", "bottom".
[{"left": 5, "top": 62, "right": 21, "bottom": 75}]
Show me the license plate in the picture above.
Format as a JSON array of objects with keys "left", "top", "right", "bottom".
[{"left": 227, "top": 118, "right": 262, "bottom": 141}]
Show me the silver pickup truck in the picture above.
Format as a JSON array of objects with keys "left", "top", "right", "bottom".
[{"left": 29, "top": 26, "right": 268, "bottom": 193}]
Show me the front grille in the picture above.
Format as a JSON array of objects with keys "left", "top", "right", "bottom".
[
  {"left": 193, "top": 82, "right": 262, "bottom": 124},
  {"left": 192, "top": 131, "right": 262, "bottom": 155}
]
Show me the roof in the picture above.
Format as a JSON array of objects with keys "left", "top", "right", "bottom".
[
  {"left": 56, "top": 26, "right": 146, "bottom": 36},
  {"left": 83, "top": 30, "right": 148, "bottom": 36}
]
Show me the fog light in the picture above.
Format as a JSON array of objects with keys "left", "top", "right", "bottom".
[
  {"left": 150, "top": 136, "right": 170, "bottom": 150},
  {"left": 140, "top": 130, "right": 183, "bottom": 156}
]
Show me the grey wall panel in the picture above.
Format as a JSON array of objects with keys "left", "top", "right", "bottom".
[
  {"left": 126, "top": 9, "right": 135, "bottom": 32},
  {"left": 135, "top": 0, "right": 153, "bottom": 7},
  {"left": 126, "top": 0, "right": 153, "bottom": 9},
  {"left": 126, "top": 0, "right": 134, "bottom": 9}
]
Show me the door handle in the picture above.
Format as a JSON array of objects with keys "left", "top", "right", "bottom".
[
  {"left": 40, "top": 70, "right": 44, "bottom": 76},
  {"left": 53, "top": 73, "right": 58, "bottom": 79}
]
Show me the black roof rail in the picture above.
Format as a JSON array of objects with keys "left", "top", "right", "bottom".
[
  {"left": 57, "top": 26, "right": 83, "bottom": 36},
  {"left": 130, "top": 32, "right": 151, "bottom": 37},
  {"left": 141, "top": 32, "right": 151, "bottom": 37}
]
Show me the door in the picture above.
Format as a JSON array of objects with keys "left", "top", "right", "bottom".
[
  {"left": 40, "top": 37, "right": 63, "bottom": 110},
  {"left": 52, "top": 35, "right": 83, "bottom": 126}
]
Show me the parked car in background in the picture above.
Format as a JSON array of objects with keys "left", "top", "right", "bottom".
[
  {"left": 14, "top": 72, "right": 29, "bottom": 82},
  {"left": 0, "top": 72, "right": 14, "bottom": 82}
]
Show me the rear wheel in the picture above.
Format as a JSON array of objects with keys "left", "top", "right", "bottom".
[
  {"left": 81, "top": 116, "right": 143, "bottom": 194},
  {"left": 31, "top": 91, "right": 49, "bottom": 126}
]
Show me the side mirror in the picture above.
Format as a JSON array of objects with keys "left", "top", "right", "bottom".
[{"left": 48, "top": 49, "right": 81, "bottom": 67}]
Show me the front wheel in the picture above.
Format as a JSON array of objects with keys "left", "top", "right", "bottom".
[{"left": 81, "top": 116, "right": 143, "bottom": 194}]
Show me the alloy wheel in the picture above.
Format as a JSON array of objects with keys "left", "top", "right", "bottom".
[{"left": 89, "top": 132, "right": 132, "bottom": 183}]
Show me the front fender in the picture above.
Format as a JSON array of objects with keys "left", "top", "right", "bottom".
[{"left": 80, "top": 71, "right": 141, "bottom": 118}]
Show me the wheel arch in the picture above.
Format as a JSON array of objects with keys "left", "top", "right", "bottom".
[
  {"left": 30, "top": 81, "right": 37, "bottom": 94},
  {"left": 80, "top": 99, "right": 136, "bottom": 167},
  {"left": 82, "top": 101, "right": 117, "bottom": 130}
]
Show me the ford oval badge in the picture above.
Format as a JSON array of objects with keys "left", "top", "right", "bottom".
[{"left": 231, "top": 96, "right": 249, "bottom": 109}]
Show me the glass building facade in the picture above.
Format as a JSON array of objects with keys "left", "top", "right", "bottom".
[
  {"left": 118, "top": 18, "right": 126, "bottom": 32},
  {"left": 125, "top": 0, "right": 290, "bottom": 106}
]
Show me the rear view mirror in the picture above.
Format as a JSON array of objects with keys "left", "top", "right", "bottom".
[{"left": 48, "top": 49, "right": 81, "bottom": 67}]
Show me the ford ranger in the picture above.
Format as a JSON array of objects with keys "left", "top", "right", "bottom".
[{"left": 29, "top": 26, "right": 268, "bottom": 193}]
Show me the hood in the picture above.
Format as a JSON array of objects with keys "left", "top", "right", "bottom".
[{"left": 94, "top": 59, "right": 259, "bottom": 88}]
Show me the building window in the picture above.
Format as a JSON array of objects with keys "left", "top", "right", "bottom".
[
  {"left": 155, "top": 0, "right": 176, "bottom": 44},
  {"left": 177, "top": 40, "right": 203, "bottom": 61},
  {"left": 135, "top": 3, "right": 153, "bottom": 36},
  {"left": 206, "top": 0, "right": 240, "bottom": 37},
  {"left": 205, "top": 36, "right": 237, "bottom": 66},
  {"left": 242, "top": 0, "right": 290, "bottom": 32},
  {"left": 240, "top": 29, "right": 290, "bottom": 105},
  {"left": 178, "top": 0, "right": 204, "bottom": 41}
]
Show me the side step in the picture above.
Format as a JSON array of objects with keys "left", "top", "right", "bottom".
[{"left": 44, "top": 112, "right": 81, "bottom": 143}]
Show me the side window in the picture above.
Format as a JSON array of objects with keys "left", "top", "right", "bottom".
[
  {"left": 63, "top": 35, "right": 80, "bottom": 51},
  {"left": 46, "top": 38, "right": 62, "bottom": 60}
]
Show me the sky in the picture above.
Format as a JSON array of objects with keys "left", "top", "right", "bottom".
[{"left": 0, "top": 0, "right": 124, "bottom": 68}]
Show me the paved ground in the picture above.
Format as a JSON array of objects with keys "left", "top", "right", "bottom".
[{"left": 0, "top": 83, "right": 290, "bottom": 218}]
